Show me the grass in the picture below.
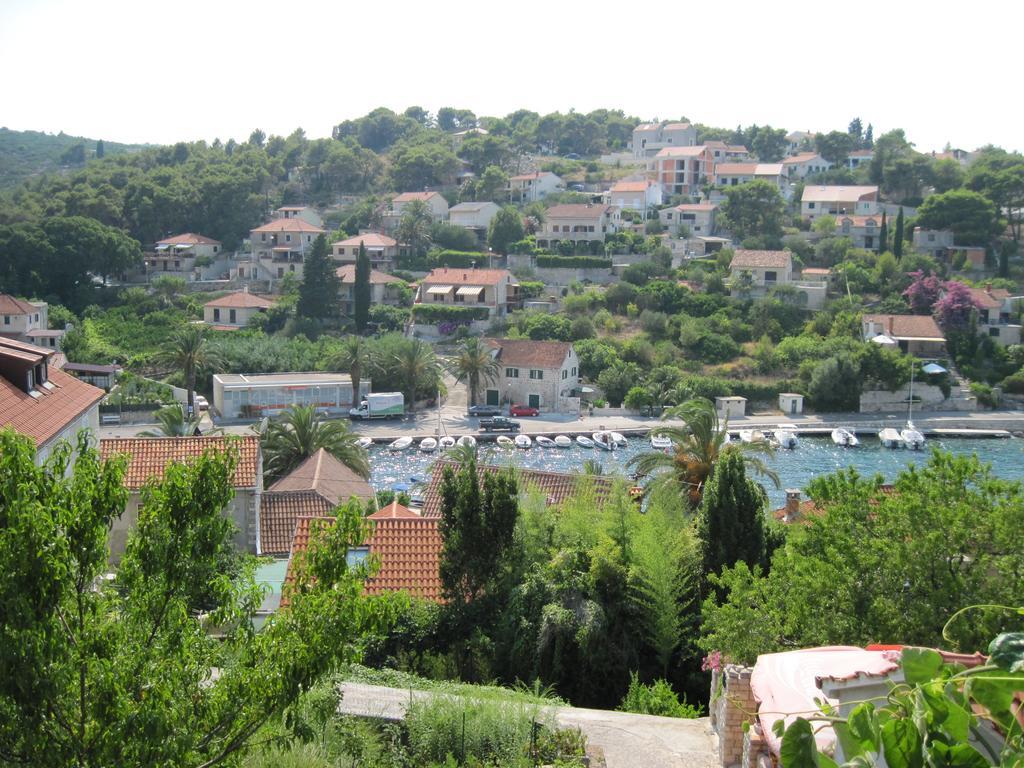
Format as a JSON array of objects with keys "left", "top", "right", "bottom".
[{"left": 336, "top": 664, "right": 566, "bottom": 706}]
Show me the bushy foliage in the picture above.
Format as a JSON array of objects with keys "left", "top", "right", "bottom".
[{"left": 617, "top": 674, "right": 704, "bottom": 719}]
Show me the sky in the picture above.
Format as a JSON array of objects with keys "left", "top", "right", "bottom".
[{"left": 1, "top": 0, "right": 1019, "bottom": 153}]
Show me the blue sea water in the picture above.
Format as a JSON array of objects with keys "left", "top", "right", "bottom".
[{"left": 369, "top": 436, "right": 1024, "bottom": 508}]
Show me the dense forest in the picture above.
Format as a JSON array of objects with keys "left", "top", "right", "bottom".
[{"left": 0, "top": 127, "right": 148, "bottom": 187}]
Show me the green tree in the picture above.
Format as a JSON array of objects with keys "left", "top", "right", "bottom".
[
  {"left": 389, "top": 140, "right": 460, "bottom": 189},
  {"left": 916, "top": 189, "right": 998, "bottom": 246},
  {"left": 815, "top": 130, "right": 855, "bottom": 165},
  {"left": 0, "top": 428, "right": 391, "bottom": 767},
  {"left": 136, "top": 404, "right": 206, "bottom": 437},
  {"left": 487, "top": 205, "right": 525, "bottom": 255},
  {"left": 719, "top": 180, "right": 785, "bottom": 241},
  {"left": 967, "top": 148, "right": 1024, "bottom": 243},
  {"left": 396, "top": 199, "right": 433, "bottom": 257},
  {"left": 394, "top": 338, "right": 441, "bottom": 411},
  {"left": 477, "top": 165, "right": 509, "bottom": 202},
  {"left": 696, "top": 447, "right": 767, "bottom": 581},
  {"left": 597, "top": 361, "right": 642, "bottom": 407},
  {"left": 297, "top": 233, "right": 341, "bottom": 320},
  {"left": 327, "top": 335, "right": 371, "bottom": 405},
  {"left": 878, "top": 210, "right": 888, "bottom": 252},
  {"left": 751, "top": 126, "right": 787, "bottom": 162},
  {"left": 893, "top": 206, "right": 905, "bottom": 259},
  {"left": 95, "top": 139, "right": 105, "bottom": 159},
  {"left": 261, "top": 404, "right": 370, "bottom": 482},
  {"left": 154, "top": 324, "right": 221, "bottom": 417},
  {"left": 448, "top": 337, "right": 500, "bottom": 406},
  {"left": 353, "top": 241, "right": 371, "bottom": 330}
]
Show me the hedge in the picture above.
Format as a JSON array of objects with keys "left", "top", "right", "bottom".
[
  {"left": 426, "top": 250, "right": 486, "bottom": 268},
  {"left": 536, "top": 255, "right": 613, "bottom": 269},
  {"left": 412, "top": 305, "right": 491, "bottom": 323}
]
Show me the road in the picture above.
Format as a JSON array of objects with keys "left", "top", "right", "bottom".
[{"left": 336, "top": 682, "right": 718, "bottom": 768}]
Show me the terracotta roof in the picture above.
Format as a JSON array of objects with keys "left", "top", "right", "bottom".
[
  {"left": 0, "top": 294, "right": 38, "bottom": 315},
  {"left": 333, "top": 232, "right": 397, "bottom": 249},
  {"left": 204, "top": 291, "right": 276, "bottom": 309},
  {"left": 716, "top": 163, "right": 784, "bottom": 176},
  {"left": 98, "top": 436, "right": 261, "bottom": 489},
  {"left": 393, "top": 191, "right": 443, "bottom": 203},
  {"left": 782, "top": 152, "right": 823, "bottom": 165},
  {"left": 802, "top": 185, "right": 878, "bottom": 203},
  {"left": 801, "top": 268, "right": 832, "bottom": 276},
  {"left": 863, "top": 314, "right": 945, "bottom": 340},
  {"left": 655, "top": 146, "right": 707, "bottom": 158},
  {"left": 545, "top": 204, "right": 613, "bottom": 220},
  {"left": 369, "top": 500, "right": 420, "bottom": 520},
  {"left": 510, "top": 171, "right": 556, "bottom": 181},
  {"left": 335, "top": 265, "right": 404, "bottom": 285},
  {"left": 672, "top": 203, "right": 718, "bottom": 212},
  {"left": 156, "top": 232, "right": 221, "bottom": 246},
  {"left": 251, "top": 219, "right": 324, "bottom": 234},
  {"left": 1, "top": 342, "right": 104, "bottom": 449},
  {"left": 449, "top": 202, "right": 499, "bottom": 212},
  {"left": 486, "top": 338, "right": 571, "bottom": 369},
  {"left": 730, "top": 250, "right": 792, "bottom": 269},
  {"left": 421, "top": 462, "right": 613, "bottom": 518},
  {"left": 421, "top": 267, "right": 515, "bottom": 287},
  {"left": 260, "top": 490, "right": 335, "bottom": 556},
  {"left": 268, "top": 448, "right": 374, "bottom": 506},
  {"left": 63, "top": 362, "right": 122, "bottom": 375},
  {"left": 662, "top": 122, "right": 693, "bottom": 131},
  {"left": 610, "top": 181, "right": 654, "bottom": 193},
  {"left": 965, "top": 285, "right": 1011, "bottom": 310},
  {"left": 837, "top": 215, "right": 882, "bottom": 227}
]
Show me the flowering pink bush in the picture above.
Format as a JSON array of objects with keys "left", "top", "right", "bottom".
[
  {"left": 701, "top": 650, "right": 723, "bottom": 672},
  {"left": 935, "top": 280, "right": 982, "bottom": 331},
  {"left": 902, "top": 270, "right": 943, "bottom": 314}
]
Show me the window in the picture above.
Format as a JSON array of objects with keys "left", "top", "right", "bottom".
[
  {"left": 261, "top": 233, "right": 266, "bottom": 241},
  {"left": 765, "top": 271, "right": 777, "bottom": 283},
  {"left": 213, "top": 308, "right": 221, "bottom": 321},
  {"left": 3, "top": 316, "right": 8, "bottom": 325},
  {"left": 289, "top": 265, "right": 295, "bottom": 272},
  {"left": 529, "top": 369, "right": 543, "bottom": 380},
  {"left": 229, "top": 309, "right": 237, "bottom": 324},
  {"left": 572, "top": 367, "right": 577, "bottom": 376},
  {"left": 562, "top": 369, "right": 567, "bottom": 379},
  {"left": 989, "top": 327, "right": 1001, "bottom": 338},
  {"left": 505, "top": 367, "right": 519, "bottom": 378},
  {"left": 278, "top": 268, "right": 284, "bottom": 277},
  {"left": 285, "top": 234, "right": 292, "bottom": 242},
  {"left": 808, "top": 202, "right": 816, "bottom": 209},
  {"left": 346, "top": 546, "right": 370, "bottom": 567}
]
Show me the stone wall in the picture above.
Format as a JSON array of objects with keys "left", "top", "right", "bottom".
[
  {"left": 859, "top": 382, "right": 977, "bottom": 413},
  {"left": 711, "top": 665, "right": 757, "bottom": 767}
]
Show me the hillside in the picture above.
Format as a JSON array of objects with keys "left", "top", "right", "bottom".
[{"left": 0, "top": 127, "right": 151, "bottom": 188}]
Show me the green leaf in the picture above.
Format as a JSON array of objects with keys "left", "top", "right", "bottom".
[
  {"left": 967, "top": 672, "right": 1024, "bottom": 731},
  {"left": 846, "top": 702, "right": 881, "bottom": 754},
  {"left": 988, "top": 632, "right": 1024, "bottom": 673},
  {"left": 780, "top": 718, "right": 821, "bottom": 768},
  {"left": 926, "top": 741, "right": 989, "bottom": 768},
  {"left": 901, "top": 647, "right": 944, "bottom": 685},
  {"left": 880, "top": 718, "right": 923, "bottom": 768}
]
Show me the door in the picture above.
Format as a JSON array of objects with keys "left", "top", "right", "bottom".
[
  {"left": 486, "top": 389, "right": 499, "bottom": 406},
  {"left": 528, "top": 394, "right": 540, "bottom": 408},
  {"left": 790, "top": 400, "right": 797, "bottom": 414}
]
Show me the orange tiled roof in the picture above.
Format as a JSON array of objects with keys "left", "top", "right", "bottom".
[
  {"left": 204, "top": 291, "right": 276, "bottom": 309},
  {"left": 260, "top": 490, "right": 335, "bottom": 556},
  {"left": 965, "top": 285, "right": 1010, "bottom": 310},
  {"left": 267, "top": 448, "right": 374, "bottom": 506},
  {"left": 0, "top": 294, "right": 38, "bottom": 315},
  {"left": 863, "top": 314, "right": 945, "bottom": 341},
  {"left": 369, "top": 500, "right": 421, "bottom": 519},
  {"left": 486, "top": 338, "right": 571, "bottom": 369},
  {"left": 610, "top": 181, "right": 653, "bottom": 193},
  {"left": 545, "top": 204, "right": 613, "bottom": 220},
  {"left": 98, "top": 436, "right": 261, "bottom": 489},
  {"left": 333, "top": 232, "right": 397, "bottom": 249},
  {"left": 251, "top": 219, "right": 324, "bottom": 234},
  {"left": 655, "top": 146, "right": 707, "bottom": 158},
  {"left": 393, "top": 191, "right": 443, "bottom": 203},
  {"left": 156, "top": 232, "right": 221, "bottom": 246},
  {"left": 1, "top": 344, "right": 104, "bottom": 449},
  {"left": 421, "top": 267, "right": 515, "bottom": 286},
  {"left": 782, "top": 152, "right": 823, "bottom": 165},
  {"left": 802, "top": 185, "right": 878, "bottom": 203},
  {"left": 335, "top": 265, "right": 404, "bottom": 285},
  {"left": 730, "top": 250, "right": 792, "bottom": 269}
]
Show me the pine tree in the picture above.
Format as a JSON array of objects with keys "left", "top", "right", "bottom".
[
  {"left": 696, "top": 448, "right": 767, "bottom": 582},
  {"left": 864, "top": 123, "right": 874, "bottom": 148},
  {"left": 296, "top": 233, "right": 341, "bottom": 320},
  {"left": 353, "top": 241, "right": 371, "bottom": 330},
  {"left": 879, "top": 210, "right": 888, "bottom": 252},
  {"left": 95, "top": 139, "right": 105, "bottom": 159},
  {"left": 894, "top": 207, "right": 905, "bottom": 260}
]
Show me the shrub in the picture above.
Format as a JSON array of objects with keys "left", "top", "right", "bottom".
[
  {"left": 616, "top": 673, "right": 704, "bottom": 719},
  {"left": 412, "top": 305, "right": 490, "bottom": 323},
  {"left": 1001, "top": 371, "right": 1024, "bottom": 394},
  {"left": 970, "top": 382, "right": 998, "bottom": 408},
  {"left": 536, "top": 255, "right": 613, "bottom": 269}
]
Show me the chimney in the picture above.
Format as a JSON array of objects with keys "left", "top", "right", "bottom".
[{"left": 785, "top": 489, "right": 801, "bottom": 521}]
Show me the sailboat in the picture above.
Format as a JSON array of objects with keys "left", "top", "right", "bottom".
[{"left": 900, "top": 365, "right": 926, "bottom": 449}]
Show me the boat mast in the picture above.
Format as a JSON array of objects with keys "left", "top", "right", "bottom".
[{"left": 907, "top": 362, "right": 914, "bottom": 427}]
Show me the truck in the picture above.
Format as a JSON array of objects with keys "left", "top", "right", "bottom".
[
  {"left": 349, "top": 392, "right": 404, "bottom": 420},
  {"left": 479, "top": 416, "right": 521, "bottom": 433}
]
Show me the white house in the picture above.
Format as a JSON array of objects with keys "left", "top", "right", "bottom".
[
  {"left": 203, "top": 290, "right": 276, "bottom": 329},
  {"left": 965, "top": 285, "right": 1024, "bottom": 346},
  {"left": 785, "top": 130, "right": 816, "bottom": 155},
  {"left": 659, "top": 203, "right": 718, "bottom": 236},
  {"left": 274, "top": 205, "right": 324, "bottom": 228},
  {"left": 536, "top": 204, "right": 620, "bottom": 250},
  {"left": 845, "top": 149, "right": 874, "bottom": 169},
  {"left": 728, "top": 250, "right": 828, "bottom": 310},
  {"left": 912, "top": 227, "right": 955, "bottom": 258},
  {"left": 781, "top": 152, "right": 832, "bottom": 179},
  {"left": 605, "top": 180, "right": 663, "bottom": 211},
  {"left": 801, "top": 185, "right": 879, "bottom": 220},
  {"left": 630, "top": 122, "right": 697, "bottom": 160},
  {"left": 508, "top": 171, "right": 563, "bottom": 203},
  {"left": 836, "top": 214, "right": 884, "bottom": 250},
  {"left": 250, "top": 218, "right": 325, "bottom": 280},
  {"left": 391, "top": 191, "right": 450, "bottom": 220},
  {"left": 146, "top": 233, "right": 222, "bottom": 280},
  {"left": 705, "top": 140, "right": 751, "bottom": 163},
  {"left": 651, "top": 145, "right": 713, "bottom": 197},
  {"left": 417, "top": 268, "right": 520, "bottom": 319},
  {"left": 332, "top": 232, "right": 400, "bottom": 272},
  {"left": 0, "top": 295, "right": 63, "bottom": 350},
  {"left": 483, "top": 338, "right": 580, "bottom": 413},
  {"left": 712, "top": 163, "right": 787, "bottom": 195},
  {"left": 448, "top": 201, "right": 501, "bottom": 231}
]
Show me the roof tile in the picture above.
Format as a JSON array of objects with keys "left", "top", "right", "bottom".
[{"left": 98, "top": 436, "right": 260, "bottom": 488}]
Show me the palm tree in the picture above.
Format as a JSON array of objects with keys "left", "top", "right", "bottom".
[
  {"left": 328, "top": 335, "right": 372, "bottom": 405},
  {"left": 395, "top": 199, "right": 433, "bottom": 257},
  {"left": 394, "top": 339, "right": 440, "bottom": 412},
  {"left": 446, "top": 442, "right": 478, "bottom": 467},
  {"left": 136, "top": 404, "right": 213, "bottom": 437},
  {"left": 153, "top": 325, "right": 221, "bottom": 417},
  {"left": 447, "top": 337, "right": 499, "bottom": 407},
  {"left": 627, "top": 397, "right": 778, "bottom": 508},
  {"left": 261, "top": 404, "right": 370, "bottom": 483}
]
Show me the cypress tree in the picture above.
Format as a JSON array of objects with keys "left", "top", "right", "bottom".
[
  {"left": 879, "top": 210, "right": 888, "bottom": 253},
  {"left": 95, "top": 139, "right": 105, "bottom": 159},
  {"left": 296, "top": 233, "right": 341, "bottom": 320},
  {"left": 353, "top": 241, "right": 371, "bottom": 331},
  {"left": 894, "top": 207, "right": 905, "bottom": 259},
  {"left": 696, "top": 448, "right": 767, "bottom": 582}
]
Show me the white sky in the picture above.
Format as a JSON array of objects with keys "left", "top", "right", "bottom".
[{"left": 1, "top": 0, "right": 1018, "bottom": 153}]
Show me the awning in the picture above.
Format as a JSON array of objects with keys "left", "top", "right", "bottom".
[
  {"left": 922, "top": 363, "right": 948, "bottom": 375},
  {"left": 155, "top": 244, "right": 169, "bottom": 251},
  {"left": 456, "top": 286, "right": 484, "bottom": 297},
  {"left": 870, "top": 334, "right": 898, "bottom": 346},
  {"left": 173, "top": 243, "right": 193, "bottom": 250},
  {"left": 272, "top": 246, "right": 293, "bottom": 252},
  {"left": 426, "top": 285, "right": 453, "bottom": 295}
]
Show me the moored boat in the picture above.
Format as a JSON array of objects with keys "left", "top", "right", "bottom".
[
  {"left": 357, "top": 437, "right": 373, "bottom": 449},
  {"left": 439, "top": 436, "right": 456, "bottom": 450},
  {"left": 456, "top": 435, "right": 476, "bottom": 448},
  {"left": 535, "top": 436, "right": 556, "bottom": 448},
  {"left": 388, "top": 436, "right": 413, "bottom": 451},
  {"left": 514, "top": 434, "right": 532, "bottom": 449},
  {"left": 419, "top": 437, "right": 437, "bottom": 453},
  {"left": 575, "top": 435, "right": 594, "bottom": 448},
  {"left": 554, "top": 435, "right": 573, "bottom": 448},
  {"left": 879, "top": 427, "right": 903, "bottom": 448},
  {"left": 775, "top": 425, "right": 799, "bottom": 449},
  {"left": 901, "top": 423, "right": 925, "bottom": 450},
  {"left": 831, "top": 428, "right": 859, "bottom": 447},
  {"left": 739, "top": 429, "right": 765, "bottom": 444},
  {"left": 610, "top": 432, "right": 627, "bottom": 447},
  {"left": 592, "top": 431, "right": 615, "bottom": 451},
  {"left": 496, "top": 435, "right": 515, "bottom": 448},
  {"left": 650, "top": 434, "right": 672, "bottom": 450}
]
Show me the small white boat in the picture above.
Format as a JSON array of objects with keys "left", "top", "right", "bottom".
[
  {"left": 554, "top": 435, "right": 573, "bottom": 448},
  {"left": 419, "top": 437, "right": 438, "bottom": 453},
  {"left": 879, "top": 427, "right": 903, "bottom": 448},
  {"left": 650, "top": 434, "right": 672, "bottom": 450},
  {"left": 456, "top": 435, "right": 476, "bottom": 448},
  {"left": 739, "top": 429, "right": 765, "bottom": 444},
  {"left": 775, "top": 425, "right": 798, "bottom": 449},
  {"left": 388, "top": 436, "right": 413, "bottom": 451},
  {"left": 357, "top": 437, "right": 373, "bottom": 449},
  {"left": 439, "top": 436, "right": 456, "bottom": 450},
  {"left": 831, "top": 428, "right": 859, "bottom": 447},
  {"left": 610, "top": 432, "right": 627, "bottom": 447},
  {"left": 514, "top": 434, "right": 532, "bottom": 449},
  {"left": 496, "top": 435, "right": 515, "bottom": 448},
  {"left": 592, "top": 431, "right": 615, "bottom": 451},
  {"left": 901, "top": 423, "right": 925, "bottom": 450},
  {"left": 576, "top": 435, "right": 594, "bottom": 448},
  {"left": 536, "top": 436, "right": 556, "bottom": 448}
]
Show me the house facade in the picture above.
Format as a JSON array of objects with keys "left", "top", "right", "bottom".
[
  {"left": 332, "top": 233, "right": 399, "bottom": 272},
  {"left": 659, "top": 203, "right": 718, "bottom": 236},
  {"left": 836, "top": 214, "right": 883, "bottom": 250},
  {"left": 213, "top": 372, "right": 369, "bottom": 419},
  {"left": 274, "top": 205, "right": 324, "bottom": 228},
  {"left": 965, "top": 285, "right": 1024, "bottom": 346},
  {"left": 729, "top": 250, "right": 793, "bottom": 294},
  {"left": 448, "top": 201, "right": 501, "bottom": 231},
  {"left": 416, "top": 268, "right": 519, "bottom": 319},
  {"left": 146, "top": 233, "right": 222, "bottom": 280},
  {"left": 250, "top": 218, "right": 325, "bottom": 280},
  {"left": 711, "top": 163, "right": 787, "bottom": 195},
  {"left": 203, "top": 290, "right": 276, "bottom": 329},
  {"left": 391, "top": 191, "right": 449, "bottom": 220},
  {"left": 781, "top": 152, "right": 831, "bottom": 179},
  {"left": 536, "top": 204, "right": 620, "bottom": 250},
  {"left": 483, "top": 338, "right": 580, "bottom": 413},
  {"left": 605, "top": 180, "right": 663, "bottom": 211},
  {"left": 508, "top": 171, "right": 563, "bottom": 203},
  {"left": 912, "top": 227, "right": 955, "bottom": 258},
  {"left": 631, "top": 122, "right": 697, "bottom": 160},
  {"left": 862, "top": 314, "right": 947, "bottom": 357},
  {"left": 336, "top": 264, "right": 407, "bottom": 316},
  {"left": 0, "top": 295, "right": 63, "bottom": 350},
  {"left": 801, "top": 185, "right": 879, "bottom": 220},
  {"left": 651, "top": 145, "right": 713, "bottom": 197}
]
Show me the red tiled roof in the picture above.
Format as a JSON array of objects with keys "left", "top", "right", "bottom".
[
  {"left": 655, "top": 146, "right": 707, "bottom": 158},
  {"left": 486, "top": 338, "right": 571, "bottom": 369},
  {"left": 369, "top": 500, "right": 421, "bottom": 520},
  {"left": 204, "top": 291, "right": 276, "bottom": 309},
  {"left": 510, "top": 171, "right": 556, "bottom": 181},
  {"left": 715, "top": 162, "right": 758, "bottom": 175},
  {"left": 730, "top": 250, "right": 792, "bottom": 269},
  {"left": 610, "top": 181, "right": 654, "bottom": 193},
  {"left": 673, "top": 203, "right": 718, "bottom": 212},
  {"left": 0, "top": 294, "right": 38, "bottom": 315},
  {"left": 333, "top": 232, "right": 397, "bottom": 249},
  {"left": 251, "top": 219, "right": 324, "bottom": 234},
  {"left": 393, "top": 191, "right": 443, "bottom": 203},
  {"left": 802, "top": 185, "right": 878, "bottom": 203},
  {"left": 545, "top": 204, "right": 613, "bottom": 220},
  {"left": 782, "top": 152, "right": 823, "bottom": 165},
  {"left": 965, "top": 285, "right": 1010, "bottom": 310},
  {"left": 421, "top": 267, "right": 515, "bottom": 287},
  {"left": 420, "top": 462, "right": 612, "bottom": 519},
  {"left": 335, "top": 265, "right": 404, "bottom": 285},
  {"left": 98, "top": 436, "right": 261, "bottom": 489},
  {"left": 1, "top": 344, "right": 104, "bottom": 449},
  {"left": 260, "top": 490, "right": 335, "bottom": 556},
  {"left": 267, "top": 448, "right": 374, "bottom": 506},
  {"left": 837, "top": 215, "right": 881, "bottom": 227},
  {"left": 156, "top": 232, "right": 221, "bottom": 246},
  {"left": 801, "top": 268, "right": 832, "bottom": 276},
  {"left": 863, "top": 314, "right": 945, "bottom": 341}
]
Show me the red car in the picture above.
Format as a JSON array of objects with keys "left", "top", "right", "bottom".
[{"left": 510, "top": 404, "right": 540, "bottom": 417}]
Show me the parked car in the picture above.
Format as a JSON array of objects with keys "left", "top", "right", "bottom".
[
  {"left": 467, "top": 404, "right": 502, "bottom": 417},
  {"left": 479, "top": 416, "right": 522, "bottom": 433},
  {"left": 510, "top": 404, "right": 540, "bottom": 417}
]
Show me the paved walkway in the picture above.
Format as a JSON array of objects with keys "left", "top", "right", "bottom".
[{"left": 336, "top": 682, "right": 718, "bottom": 768}]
